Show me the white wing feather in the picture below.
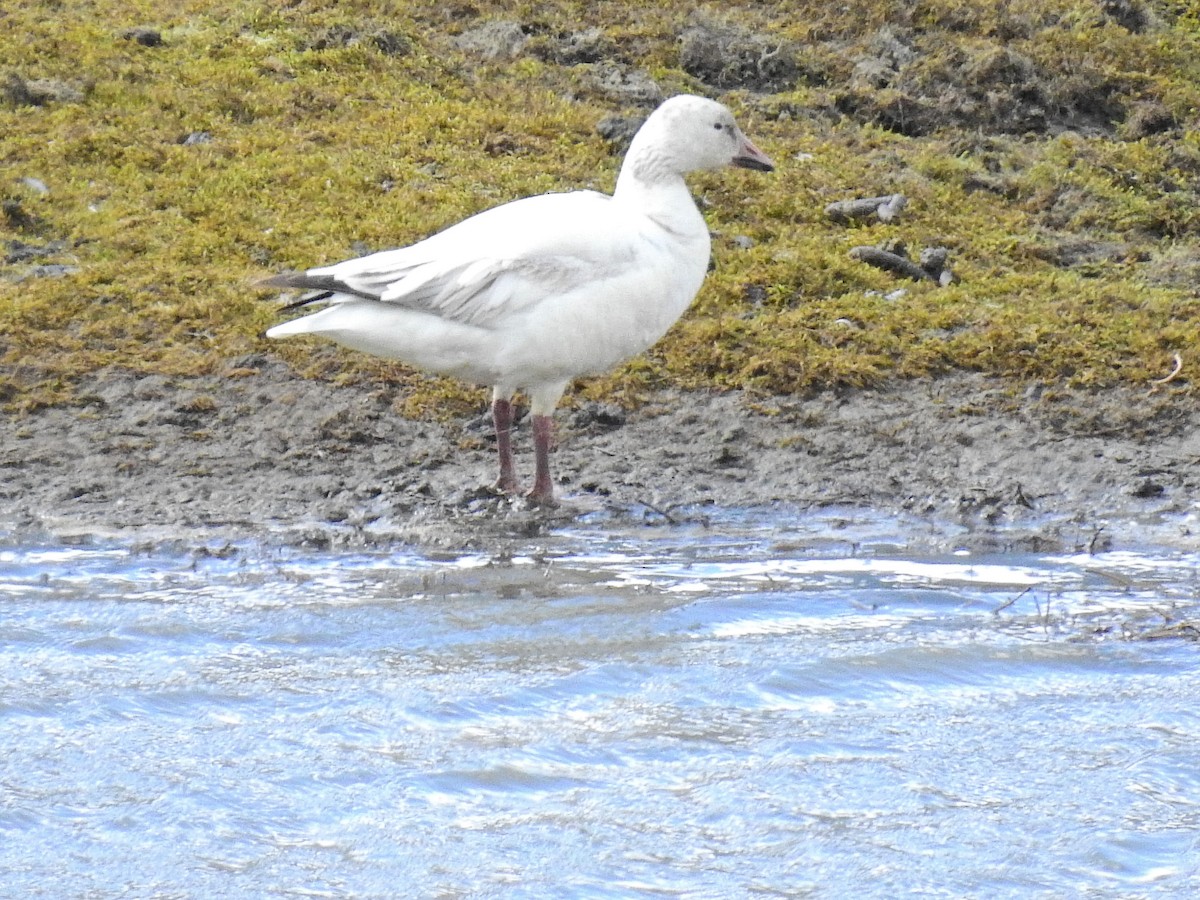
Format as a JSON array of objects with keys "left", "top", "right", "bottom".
[{"left": 310, "top": 191, "right": 639, "bottom": 329}]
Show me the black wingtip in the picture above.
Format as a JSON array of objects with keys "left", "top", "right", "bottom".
[
  {"left": 258, "top": 271, "right": 380, "bottom": 305},
  {"left": 257, "top": 271, "right": 310, "bottom": 291},
  {"left": 280, "top": 290, "right": 334, "bottom": 311}
]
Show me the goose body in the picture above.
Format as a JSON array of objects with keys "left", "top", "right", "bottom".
[{"left": 264, "top": 94, "right": 773, "bottom": 502}]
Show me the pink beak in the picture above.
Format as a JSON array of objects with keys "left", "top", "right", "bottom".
[{"left": 732, "top": 133, "right": 774, "bottom": 172}]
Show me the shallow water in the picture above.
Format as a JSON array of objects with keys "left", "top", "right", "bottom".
[{"left": 2, "top": 508, "right": 1198, "bottom": 898}]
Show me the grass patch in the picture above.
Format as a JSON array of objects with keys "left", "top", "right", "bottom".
[{"left": 2, "top": 0, "right": 1198, "bottom": 412}]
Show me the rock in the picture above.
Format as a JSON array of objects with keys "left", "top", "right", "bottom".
[
  {"left": 2, "top": 199, "right": 41, "bottom": 231},
  {"left": 582, "top": 62, "right": 663, "bottom": 107},
  {"left": 24, "top": 264, "right": 80, "bottom": 279},
  {"left": 1131, "top": 479, "right": 1165, "bottom": 499},
  {"left": 570, "top": 403, "right": 626, "bottom": 432},
  {"left": 370, "top": 30, "right": 410, "bottom": 56},
  {"left": 304, "top": 25, "right": 410, "bottom": 56},
  {"left": 528, "top": 27, "right": 609, "bottom": 65},
  {"left": 1120, "top": 100, "right": 1177, "bottom": 139},
  {"left": 850, "top": 26, "right": 917, "bottom": 90},
  {"left": 837, "top": 30, "right": 1124, "bottom": 136},
  {"left": 918, "top": 247, "right": 949, "bottom": 279},
  {"left": 1101, "top": 0, "right": 1152, "bottom": 32},
  {"left": 678, "top": 20, "right": 799, "bottom": 92},
  {"left": 3, "top": 73, "right": 85, "bottom": 106},
  {"left": 122, "top": 27, "right": 164, "bottom": 47},
  {"left": 5, "top": 239, "right": 67, "bottom": 264},
  {"left": 850, "top": 57, "right": 896, "bottom": 91},
  {"left": 454, "top": 20, "right": 528, "bottom": 60},
  {"left": 595, "top": 114, "right": 644, "bottom": 151}
]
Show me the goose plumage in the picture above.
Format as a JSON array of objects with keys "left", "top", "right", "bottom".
[{"left": 263, "top": 94, "right": 773, "bottom": 503}]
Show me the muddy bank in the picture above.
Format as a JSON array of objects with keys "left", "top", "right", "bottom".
[{"left": 1, "top": 361, "right": 1196, "bottom": 553}]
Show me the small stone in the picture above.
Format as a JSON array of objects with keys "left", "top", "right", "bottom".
[
  {"left": 919, "top": 246, "right": 949, "bottom": 277},
  {"left": 122, "top": 27, "right": 164, "bottom": 47},
  {"left": 529, "top": 27, "right": 609, "bottom": 65},
  {"left": 27, "top": 264, "right": 81, "bottom": 279},
  {"left": 455, "top": 21, "right": 528, "bottom": 60},
  {"left": 583, "top": 62, "right": 663, "bottom": 107},
  {"left": 1131, "top": 479, "right": 1165, "bottom": 499},
  {"left": 371, "top": 31, "right": 410, "bottom": 57},
  {"left": 596, "top": 115, "right": 644, "bottom": 150},
  {"left": 570, "top": 403, "right": 626, "bottom": 431}
]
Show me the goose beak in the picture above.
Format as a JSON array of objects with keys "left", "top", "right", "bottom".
[{"left": 732, "top": 133, "right": 774, "bottom": 172}]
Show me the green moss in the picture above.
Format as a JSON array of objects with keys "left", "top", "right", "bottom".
[{"left": 2, "top": 0, "right": 1198, "bottom": 413}]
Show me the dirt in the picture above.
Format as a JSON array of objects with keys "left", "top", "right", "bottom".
[
  {"left": 451, "top": 14, "right": 1143, "bottom": 138},
  {"left": 678, "top": 20, "right": 803, "bottom": 94},
  {"left": 2, "top": 361, "right": 1196, "bottom": 553},
  {"left": 2, "top": 11, "right": 1196, "bottom": 555}
]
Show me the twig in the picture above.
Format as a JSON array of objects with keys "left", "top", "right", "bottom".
[
  {"left": 826, "top": 194, "right": 907, "bottom": 224},
  {"left": 637, "top": 498, "right": 680, "bottom": 525},
  {"left": 1084, "top": 566, "right": 1134, "bottom": 588},
  {"left": 1139, "top": 623, "right": 1200, "bottom": 641},
  {"left": 1150, "top": 352, "right": 1183, "bottom": 386},
  {"left": 993, "top": 585, "right": 1033, "bottom": 615},
  {"left": 1013, "top": 482, "right": 1034, "bottom": 510},
  {"left": 849, "top": 245, "right": 933, "bottom": 281}
]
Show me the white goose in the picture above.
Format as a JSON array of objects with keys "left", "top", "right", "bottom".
[{"left": 263, "top": 94, "right": 773, "bottom": 503}]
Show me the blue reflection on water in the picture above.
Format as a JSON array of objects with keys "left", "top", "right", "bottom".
[{"left": 1, "top": 508, "right": 1198, "bottom": 897}]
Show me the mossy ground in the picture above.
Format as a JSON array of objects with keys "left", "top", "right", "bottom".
[{"left": 2, "top": 0, "right": 1199, "bottom": 414}]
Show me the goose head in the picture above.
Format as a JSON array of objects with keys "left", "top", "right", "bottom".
[{"left": 625, "top": 95, "right": 775, "bottom": 182}]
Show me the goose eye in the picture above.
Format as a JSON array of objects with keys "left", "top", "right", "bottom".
[{"left": 713, "top": 122, "right": 724, "bottom": 131}]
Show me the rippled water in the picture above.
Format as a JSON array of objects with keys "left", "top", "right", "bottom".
[{"left": 2, "top": 508, "right": 1198, "bottom": 898}]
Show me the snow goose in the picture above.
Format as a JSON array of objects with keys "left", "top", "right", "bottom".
[{"left": 263, "top": 94, "right": 773, "bottom": 503}]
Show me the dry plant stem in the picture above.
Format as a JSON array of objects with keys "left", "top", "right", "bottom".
[
  {"left": 994, "top": 585, "right": 1033, "bottom": 615},
  {"left": 825, "top": 194, "right": 907, "bottom": 224},
  {"left": 1150, "top": 353, "right": 1184, "bottom": 386},
  {"left": 637, "top": 498, "right": 680, "bottom": 524},
  {"left": 849, "top": 245, "right": 934, "bottom": 281}
]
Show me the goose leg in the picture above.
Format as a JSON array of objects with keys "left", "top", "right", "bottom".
[
  {"left": 492, "top": 396, "right": 518, "bottom": 493},
  {"left": 528, "top": 414, "right": 555, "bottom": 504}
]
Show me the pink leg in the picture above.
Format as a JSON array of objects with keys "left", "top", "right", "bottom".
[
  {"left": 527, "top": 413, "right": 556, "bottom": 504},
  {"left": 492, "top": 397, "right": 517, "bottom": 494}
]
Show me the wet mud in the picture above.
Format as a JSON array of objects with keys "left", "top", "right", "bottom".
[{"left": 2, "top": 362, "right": 1196, "bottom": 553}]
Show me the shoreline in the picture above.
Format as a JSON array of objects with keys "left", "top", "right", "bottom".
[{"left": 3, "top": 362, "right": 1197, "bottom": 553}]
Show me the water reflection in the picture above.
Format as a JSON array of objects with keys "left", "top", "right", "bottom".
[{"left": 1, "top": 508, "right": 1198, "bottom": 897}]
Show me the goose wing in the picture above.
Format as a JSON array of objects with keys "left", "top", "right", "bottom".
[{"left": 266, "top": 191, "right": 650, "bottom": 329}]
